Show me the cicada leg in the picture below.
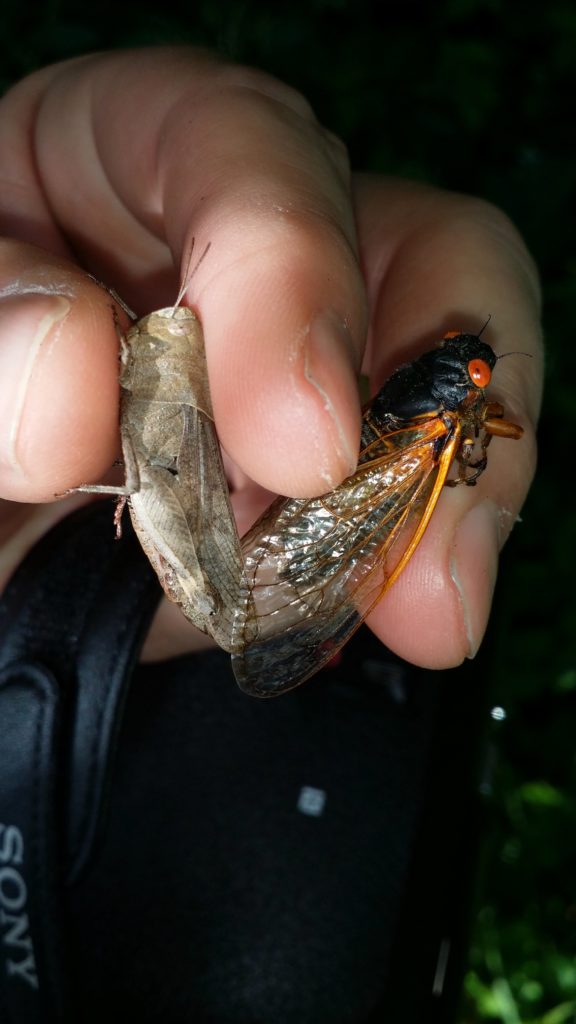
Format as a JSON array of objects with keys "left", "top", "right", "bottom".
[
  {"left": 446, "top": 398, "right": 522, "bottom": 488},
  {"left": 445, "top": 432, "right": 490, "bottom": 487},
  {"left": 461, "top": 432, "right": 491, "bottom": 485}
]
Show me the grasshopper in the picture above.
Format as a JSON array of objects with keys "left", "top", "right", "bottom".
[{"left": 73, "top": 263, "right": 244, "bottom": 652}]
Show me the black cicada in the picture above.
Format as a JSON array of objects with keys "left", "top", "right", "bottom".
[{"left": 231, "top": 331, "right": 523, "bottom": 697}]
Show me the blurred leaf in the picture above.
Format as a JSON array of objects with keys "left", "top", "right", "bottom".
[
  {"left": 541, "top": 1002, "right": 576, "bottom": 1024},
  {"left": 519, "top": 782, "right": 568, "bottom": 808}
]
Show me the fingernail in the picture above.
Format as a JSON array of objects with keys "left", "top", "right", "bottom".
[
  {"left": 0, "top": 293, "right": 71, "bottom": 476},
  {"left": 304, "top": 310, "right": 359, "bottom": 483},
  {"left": 450, "top": 499, "right": 500, "bottom": 659}
]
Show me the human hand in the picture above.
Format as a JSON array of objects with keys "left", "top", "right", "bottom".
[{"left": 0, "top": 48, "right": 542, "bottom": 668}]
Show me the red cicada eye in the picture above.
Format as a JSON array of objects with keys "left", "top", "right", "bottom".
[{"left": 468, "top": 358, "right": 492, "bottom": 388}]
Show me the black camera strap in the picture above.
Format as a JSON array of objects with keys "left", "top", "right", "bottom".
[{"left": 0, "top": 502, "right": 161, "bottom": 1024}]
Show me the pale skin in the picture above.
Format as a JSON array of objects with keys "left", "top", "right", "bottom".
[{"left": 0, "top": 48, "right": 542, "bottom": 669}]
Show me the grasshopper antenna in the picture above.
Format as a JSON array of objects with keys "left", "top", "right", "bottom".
[{"left": 173, "top": 239, "right": 212, "bottom": 311}]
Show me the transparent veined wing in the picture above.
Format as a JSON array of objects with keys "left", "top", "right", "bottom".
[{"left": 231, "top": 413, "right": 461, "bottom": 696}]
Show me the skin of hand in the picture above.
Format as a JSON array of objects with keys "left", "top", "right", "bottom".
[{"left": 0, "top": 48, "right": 542, "bottom": 669}]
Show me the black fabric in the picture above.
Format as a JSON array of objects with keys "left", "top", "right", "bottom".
[
  {"left": 0, "top": 501, "right": 480, "bottom": 1022},
  {"left": 66, "top": 650, "right": 439, "bottom": 1023}
]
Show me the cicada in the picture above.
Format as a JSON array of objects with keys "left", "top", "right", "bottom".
[{"left": 231, "top": 331, "right": 524, "bottom": 697}]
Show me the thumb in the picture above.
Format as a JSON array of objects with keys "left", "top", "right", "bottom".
[{"left": 0, "top": 241, "right": 121, "bottom": 502}]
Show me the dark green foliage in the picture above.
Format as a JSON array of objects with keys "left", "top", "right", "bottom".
[{"left": 0, "top": 2, "right": 573, "bottom": 1019}]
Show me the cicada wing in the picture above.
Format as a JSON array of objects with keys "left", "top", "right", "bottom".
[
  {"left": 232, "top": 597, "right": 362, "bottom": 698},
  {"left": 232, "top": 418, "right": 457, "bottom": 696}
]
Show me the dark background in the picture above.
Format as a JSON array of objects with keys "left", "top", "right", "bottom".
[{"left": 1, "top": 2, "right": 574, "bottom": 1020}]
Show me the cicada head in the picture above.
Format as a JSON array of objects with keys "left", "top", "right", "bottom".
[{"left": 426, "top": 332, "right": 497, "bottom": 410}]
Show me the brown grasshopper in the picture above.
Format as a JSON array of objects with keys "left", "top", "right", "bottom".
[{"left": 73, "top": 268, "right": 244, "bottom": 652}]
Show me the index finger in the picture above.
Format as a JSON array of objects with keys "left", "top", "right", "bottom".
[{"left": 0, "top": 48, "right": 367, "bottom": 501}]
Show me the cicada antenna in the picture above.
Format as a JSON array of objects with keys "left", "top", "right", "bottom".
[
  {"left": 478, "top": 314, "right": 492, "bottom": 337},
  {"left": 496, "top": 351, "right": 533, "bottom": 361},
  {"left": 477, "top": 315, "right": 532, "bottom": 359}
]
